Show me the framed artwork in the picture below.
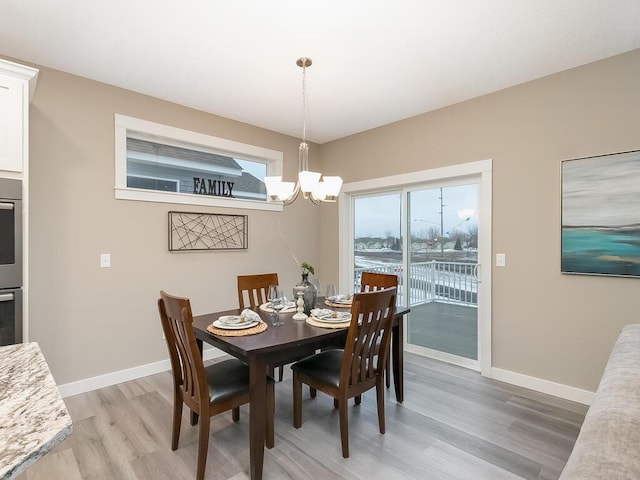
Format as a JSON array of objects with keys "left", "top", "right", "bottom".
[
  {"left": 168, "top": 211, "right": 248, "bottom": 251},
  {"left": 561, "top": 150, "right": 640, "bottom": 277}
]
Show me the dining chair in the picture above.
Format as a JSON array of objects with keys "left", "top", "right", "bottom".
[
  {"left": 360, "top": 271, "right": 398, "bottom": 389},
  {"left": 237, "top": 272, "right": 279, "bottom": 310},
  {"left": 158, "top": 290, "right": 275, "bottom": 480},
  {"left": 291, "top": 287, "right": 397, "bottom": 458}
]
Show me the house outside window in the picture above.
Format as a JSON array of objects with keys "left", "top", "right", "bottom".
[{"left": 115, "top": 114, "right": 282, "bottom": 211}]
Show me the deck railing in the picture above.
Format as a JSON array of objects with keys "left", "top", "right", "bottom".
[{"left": 354, "top": 260, "right": 477, "bottom": 307}]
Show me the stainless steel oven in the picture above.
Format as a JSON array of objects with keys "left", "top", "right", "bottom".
[
  {"left": 0, "top": 288, "right": 22, "bottom": 345},
  {"left": 0, "top": 177, "right": 22, "bottom": 344},
  {"left": 0, "top": 178, "right": 22, "bottom": 288}
]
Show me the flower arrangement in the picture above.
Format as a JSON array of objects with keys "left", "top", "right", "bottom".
[{"left": 301, "top": 262, "right": 315, "bottom": 275}]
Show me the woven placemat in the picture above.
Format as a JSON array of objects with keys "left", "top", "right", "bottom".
[
  {"left": 324, "top": 300, "right": 352, "bottom": 309},
  {"left": 207, "top": 322, "right": 268, "bottom": 337},
  {"left": 306, "top": 317, "right": 350, "bottom": 329}
]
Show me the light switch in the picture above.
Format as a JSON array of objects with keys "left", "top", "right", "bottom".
[
  {"left": 100, "top": 253, "right": 111, "bottom": 268},
  {"left": 496, "top": 253, "right": 506, "bottom": 267}
]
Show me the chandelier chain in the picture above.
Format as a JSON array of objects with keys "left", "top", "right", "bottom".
[{"left": 301, "top": 58, "right": 307, "bottom": 144}]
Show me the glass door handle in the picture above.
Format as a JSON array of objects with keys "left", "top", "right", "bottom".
[{"left": 474, "top": 264, "right": 481, "bottom": 283}]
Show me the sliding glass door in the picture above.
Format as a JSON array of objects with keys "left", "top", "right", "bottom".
[{"left": 342, "top": 162, "right": 490, "bottom": 373}]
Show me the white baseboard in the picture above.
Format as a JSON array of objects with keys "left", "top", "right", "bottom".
[
  {"left": 57, "top": 347, "right": 596, "bottom": 406},
  {"left": 58, "top": 348, "right": 225, "bottom": 398},
  {"left": 491, "top": 367, "right": 595, "bottom": 406}
]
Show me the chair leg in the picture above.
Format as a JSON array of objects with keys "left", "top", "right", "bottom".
[
  {"left": 266, "top": 382, "right": 275, "bottom": 449},
  {"left": 385, "top": 356, "right": 391, "bottom": 389},
  {"left": 196, "top": 415, "right": 210, "bottom": 480},
  {"left": 334, "top": 398, "right": 339, "bottom": 409},
  {"left": 376, "top": 377, "right": 386, "bottom": 434},
  {"left": 338, "top": 396, "right": 350, "bottom": 458},
  {"left": 354, "top": 395, "right": 362, "bottom": 405},
  {"left": 310, "top": 387, "right": 317, "bottom": 398},
  {"left": 278, "top": 365, "right": 284, "bottom": 382},
  {"left": 293, "top": 372, "right": 302, "bottom": 428},
  {"left": 190, "top": 410, "right": 199, "bottom": 426},
  {"left": 232, "top": 407, "right": 240, "bottom": 422},
  {"left": 171, "top": 392, "right": 183, "bottom": 450}
]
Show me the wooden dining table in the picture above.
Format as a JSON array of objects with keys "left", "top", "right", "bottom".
[{"left": 192, "top": 299, "right": 409, "bottom": 480}]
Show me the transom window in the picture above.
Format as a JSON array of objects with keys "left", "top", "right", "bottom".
[{"left": 114, "top": 115, "right": 283, "bottom": 211}]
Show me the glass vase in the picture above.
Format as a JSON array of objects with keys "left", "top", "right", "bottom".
[{"left": 293, "top": 272, "right": 317, "bottom": 315}]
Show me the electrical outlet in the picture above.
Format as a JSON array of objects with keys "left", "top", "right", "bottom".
[
  {"left": 496, "top": 253, "right": 506, "bottom": 267},
  {"left": 100, "top": 253, "right": 111, "bottom": 268}
]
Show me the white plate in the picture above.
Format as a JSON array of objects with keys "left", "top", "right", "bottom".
[
  {"left": 313, "top": 312, "right": 352, "bottom": 323},
  {"left": 266, "top": 300, "right": 296, "bottom": 309},
  {"left": 213, "top": 318, "right": 258, "bottom": 330},
  {"left": 217, "top": 315, "right": 252, "bottom": 325}
]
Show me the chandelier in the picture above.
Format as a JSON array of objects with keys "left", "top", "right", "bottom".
[{"left": 264, "top": 57, "right": 343, "bottom": 205}]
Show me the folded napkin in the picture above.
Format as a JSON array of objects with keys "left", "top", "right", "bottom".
[
  {"left": 310, "top": 308, "right": 334, "bottom": 319},
  {"left": 241, "top": 309, "right": 263, "bottom": 323},
  {"left": 334, "top": 294, "right": 353, "bottom": 303}
]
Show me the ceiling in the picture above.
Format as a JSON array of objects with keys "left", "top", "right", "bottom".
[{"left": 2, "top": 1, "right": 640, "bottom": 144}]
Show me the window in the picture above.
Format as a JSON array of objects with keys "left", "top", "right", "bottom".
[{"left": 115, "top": 115, "right": 283, "bottom": 211}]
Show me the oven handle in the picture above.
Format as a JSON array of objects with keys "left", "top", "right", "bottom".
[
  {"left": 0, "top": 292, "right": 14, "bottom": 302},
  {"left": 0, "top": 202, "right": 15, "bottom": 210}
]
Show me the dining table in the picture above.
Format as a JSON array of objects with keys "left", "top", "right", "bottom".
[{"left": 192, "top": 298, "right": 409, "bottom": 480}]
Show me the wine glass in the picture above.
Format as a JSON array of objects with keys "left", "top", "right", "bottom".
[
  {"left": 267, "top": 285, "right": 284, "bottom": 326},
  {"left": 326, "top": 283, "right": 336, "bottom": 301}
]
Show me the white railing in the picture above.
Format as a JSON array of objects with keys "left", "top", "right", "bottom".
[{"left": 354, "top": 261, "right": 477, "bottom": 307}]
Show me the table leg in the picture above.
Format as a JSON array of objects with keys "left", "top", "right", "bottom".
[
  {"left": 392, "top": 314, "right": 404, "bottom": 403},
  {"left": 249, "top": 355, "right": 266, "bottom": 480}
]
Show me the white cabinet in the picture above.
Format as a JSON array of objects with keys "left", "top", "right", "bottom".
[{"left": 0, "top": 60, "right": 38, "bottom": 174}]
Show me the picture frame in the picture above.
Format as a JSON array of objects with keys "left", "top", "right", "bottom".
[
  {"left": 168, "top": 211, "right": 248, "bottom": 251},
  {"left": 561, "top": 149, "right": 640, "bottom": 277}
]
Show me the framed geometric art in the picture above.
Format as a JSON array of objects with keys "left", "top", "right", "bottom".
[
  {"left": 168, "top": 211, "right": 248, "bottom": 251},
  {"left": 561, "top": 150, "right": 640, "bottom": 277}
]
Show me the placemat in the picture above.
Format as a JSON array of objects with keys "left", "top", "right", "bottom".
[
  {"left": 306, "top": 316, "right": 350, "bottom": 329},
  {"left": 207, "top": 322, "right": 268, "bottom": 336},
  {"left": 324, "top": 300, "right": 352, "bottom": 309}
]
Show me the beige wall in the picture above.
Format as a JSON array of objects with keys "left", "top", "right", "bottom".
[
  {"left": 319, "top": 49, "right": 640, "bottom": 392},
  {"left": 23, "top": 64, "right": 323, "bottom": 385}
]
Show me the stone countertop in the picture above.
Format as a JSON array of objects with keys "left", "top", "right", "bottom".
[{"left": 0, "top": 342, "right": 72, "bottom": 480}]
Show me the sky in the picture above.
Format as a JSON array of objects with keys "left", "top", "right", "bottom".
[
  {"left": 562, "top": 151, "right": 640, "bottom": 228},
  {"left": 355, "top": 184, "right": 479, "bottom": 239}
]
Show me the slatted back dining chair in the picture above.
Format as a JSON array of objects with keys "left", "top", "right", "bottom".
[
  {"left": 291, "top": 287, "right": 397, "bottom": 458},
  {"left": 237, "top": 273, "right": 279, "bottom": 310},
  {"left": 158, "top": 290, "right": 275, "bottom": 480},
  {"left": 360, "top": 271, "right": 398, "bottom": 292},
  {"left": 360, "top": 271, "right": 398, "bottom": 388}
]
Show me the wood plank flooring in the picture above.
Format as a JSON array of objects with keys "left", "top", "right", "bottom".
[{"left": 18, "top": 353, "right": 588, "bottom": 480}]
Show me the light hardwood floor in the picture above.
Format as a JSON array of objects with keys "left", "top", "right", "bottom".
[{"left": 19, "top": 353, "right": 587, "bottom": 480}]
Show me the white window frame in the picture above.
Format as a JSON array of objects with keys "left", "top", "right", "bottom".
[{"left": 115, "top": 114, "right": 284, "bottom": 211}]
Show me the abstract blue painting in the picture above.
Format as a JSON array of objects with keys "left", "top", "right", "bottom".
[{"left": 561, "top": 150, "right": 640, "bottom": 277}]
